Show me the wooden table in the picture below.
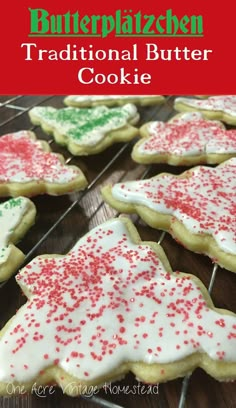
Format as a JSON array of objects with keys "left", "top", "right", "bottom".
[{"left": 0, "top": 95, "right": 235, "bottom": 408}]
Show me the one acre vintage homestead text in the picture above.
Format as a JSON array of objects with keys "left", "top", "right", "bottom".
[{"left": 21, "top": 8, "right": 213, "bottom": 85}]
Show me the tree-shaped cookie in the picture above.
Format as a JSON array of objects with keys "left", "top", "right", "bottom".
[
  {"left": 0, "top": 217, "right": 235, "bottom": 396},
  {"left": 0, "top": 131, "right": 87, "bottom": 197},
  {"left": 132, "top": 112, "right": 236, "bottom": 165},
  {"left": 29, "top": 104, "right": 139, "bottom": 155},
  {"left": 64, "top": 95, "right": 165, "bottom": 108},
  {"left": 174, "top": 95, "right": 236, "bottom": 125},
  {"left": 102, "top": 159, "right": 236, "bottom": 272},
  {"left": 0, "top": 197, "right": 36, "bottom": 282}
]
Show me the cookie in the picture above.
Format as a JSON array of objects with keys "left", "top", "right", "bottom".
[
  {"left": 0, "top": 131, "right": 87, "bottom": 197},
  {"left": 193, "top": 96, "right": 217, "bottom": 99},
  {"left": 29, "top": 104, "right": 139, "bottom": 156},
  {"left": 0, "top": 197, "right": 36, "bottom": 282},
  {"left": 102, "top": 159, "right": 236, "bottom": 272},
  {"left": 174, "top": 95, "right": 236, "bottom": 125},
  {"left": 0, "top": 217, "right": 235, "bottom": 396},
  {"left": 64, "top": 95, "right": 165, "bottom": 108},
  {"left": 132, "top": 112, "right": 236, "bottom": 166}
]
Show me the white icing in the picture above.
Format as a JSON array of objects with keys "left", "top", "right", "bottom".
[
  {"left": 0, "top": 131, "right": 80, "bottom": 184},
  {"left": 172, "top": 112, "right": 204, "bottom": 121},
  {"left": 0, "top": 197, "right": 31, "bottom": 264},
  {"left": 175, "top": 96, "right": 236, "bottom": 117},
  {"left": 30, "top": 104, "right": 138, "bottom": 147},
  {"left": 67, "top": 95, "right": 161, "bottom": 102},
  {"left": 111, "top": 159, "right": 236, "bottom": 254},
  {"left": 137, "top": 113, "right": 236, "bottom": 156},
  {"left": 0, "top": 219, "right": 235, "bottom": 384}
]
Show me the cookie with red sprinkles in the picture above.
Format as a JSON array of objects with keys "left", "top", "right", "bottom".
[
  {"left": 132, "top": 112, "right": 236, "bottom": 166},
  {"left": 174, "top": 96, "right": 236, "bottom": 126},
  {"left": 28, "top": 104, "right": 139, "bottom": 156},
  {"left": 0, "top": 197, "right": 36, "bottom": 282},
  {"left": 0, "top": 217, "right": 235, "bottom": 396},
  {"left": 102, "top": 159, "right": 236, "bottom": 272},
  {"left": 0, "top": 131, "right": 88, "bottom": 197}
]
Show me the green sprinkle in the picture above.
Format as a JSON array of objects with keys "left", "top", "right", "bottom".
[{"left": 32, "top": 106, "right": 133, "bottom": 142}]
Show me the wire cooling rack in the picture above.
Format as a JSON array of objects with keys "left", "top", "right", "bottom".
[{"left": 0, "top": 95, "right": 235, "bottom": 408}]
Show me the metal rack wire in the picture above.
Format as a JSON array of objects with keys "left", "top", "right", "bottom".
[{"left": 0, "top": 96, "right": 233, "bottom": 408}]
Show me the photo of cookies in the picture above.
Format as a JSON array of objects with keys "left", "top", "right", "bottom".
[
  {"left": 64, "top": 95, "right": 165, "bottom": 107},
  {"left": 132, "top": 112, "right": 236, "bottom": 165},
  {"left": 29, "top": 104, "right": 139, "bottom": 155},
  {"left": 0, "top": 130, "right": 88, "bottom": 197},
  {"left": 0, "top": 217, "right": 235, "bottom": 396},
  {"left": 0, "top": 95, "right": 235, "bottom": 408}
]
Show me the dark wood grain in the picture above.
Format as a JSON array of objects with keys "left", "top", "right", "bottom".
[{"left": 0, "top": 96, "right": 235, "bottom": 408}]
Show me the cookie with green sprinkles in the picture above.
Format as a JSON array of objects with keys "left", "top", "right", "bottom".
[
  {"left": 29, "top": 104, "right": 139, "bottom": 155},
  {"left": 0, "top": 197, "right": 36, "bottom": 282}
]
